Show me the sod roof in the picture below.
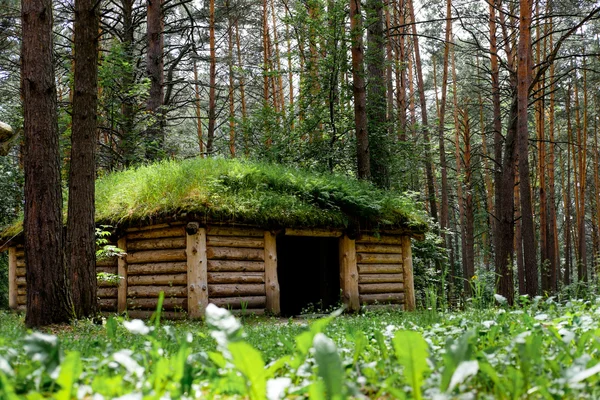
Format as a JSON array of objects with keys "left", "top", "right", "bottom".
[{"left": 0, "top": 158, "right": 428, "bottom": 242}]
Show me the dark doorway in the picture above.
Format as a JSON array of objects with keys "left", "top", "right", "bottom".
[{"left": 277, "top": 236, "right": 340, "bottom": 316}]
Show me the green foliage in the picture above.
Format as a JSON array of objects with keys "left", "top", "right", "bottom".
[{"left": 392, "top": 331, "right": 429, "bottom": 400}]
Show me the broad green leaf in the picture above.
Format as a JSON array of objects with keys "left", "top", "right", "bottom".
[
  {"left": 229, "top": 341, "right": 266, "bottom": 400},
  {"left": 441, "top": 330, "right": 475, "bottom": 391},
  {"left": 55, "top": 351, "right": 82, "bottom": 400},
  {"left": 23, "top": 332, "right": 61, "bottom": 375},
  {"left": 308, "top": 380, "right": 327, "bottom": 400},
  {"left": 448, "top": 360, "right": 478, "bottom": 392},
  {"left": 313, "top": 333, "right": 345, "bottom": 400},
  {"left": 393, "top": 330, "right": 429, "bottom": 400}
]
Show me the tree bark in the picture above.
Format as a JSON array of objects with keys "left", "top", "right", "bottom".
[
  {"left": 22, "top": 0, "right": 73, "bottom": 327},
  {"left": 146, "top": 0, "right": 164, "bottom": 160},
  {"left": 67, "top": 0, "right": 99, "bottom": 318},
  {"left": 207, "top": 0, "right": 216, "bottom": 155}
]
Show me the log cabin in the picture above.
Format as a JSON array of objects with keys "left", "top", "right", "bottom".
[{"left": 0, "top": 158, "right": 427, "bottom": 318}]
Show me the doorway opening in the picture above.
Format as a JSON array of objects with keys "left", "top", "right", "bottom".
[{"left": 277, "top": 236, "right": 340, "bottom": 317}]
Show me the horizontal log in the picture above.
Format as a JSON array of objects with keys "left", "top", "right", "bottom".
[
  {"left": 126, "top": 222, "right": 183, "bottom": 232},
  {"left": 98, "top": 288, "right": 118, "bottom": 298},
  {"left": 17, "top": 288, "right": 26, "bottom": 296},
  {"left": 128, "top": 285, "right": 187, "bottom": 298},
  {"left": 357, "top": 253, "right": 403, "bottom": 264},
  {"left": 209, "top": 284, "right": 265, "bottom": 298},
  {"left": 359, "top": 273, "right": 403, "bottom": 284},
  {"left": 127, "top": 249, "right": 186, "bottom": 264},
  {"left": 17, "top": 295, "right": 26, "bottom": 305},
  {"left": 207, "top": 247, "right": 264, "bottom": 261},
  {"left": 206, "top": 236, "right": 264, "bottom": 249},
  {"left": 230, "top": 308, "right": 265, "bottom": 316},
  {"left": 99, "top": 298, "right": 118, "bottom": 310},
  {"left": 15, "top": 250, "right": 24, "bottom": 258},
  {"left": 359, "top": 282, "right": 404, "bottom": 294},
  {"left": 127, "top": 226, "right": 186, "bottom": 240},
  {"left": 128, "top": 297, "right": 187, "bottom": 310},
  {"left": 209, "top": 296, "right": 266, "bottom": 309},
  {"left": 16, "top": 305, "right": 25, "bottom": 312},
  {"left": 96, "top": 266, "right": 118, "bottom": 274},
  {"left": 208, "top": 260, "right": 264, "bottom": 272},
  {"left": 128, "top": 273, "right": 187, "bottom": 286},
  {"left": 127, "top": 237, "right": 186, "bottom": 251},
  {"left": 16, "top": 267, "right": 25, "bottom": 277},
  {"left": 355, "top": 243, "right": 403, "bottom": 254},
  {"left": 285, "top": 228, "right": 343, "bottom": 237},
  {"left": 206, "top": 226, "right": 264, "bottom": 237},
  {"left": 98, "top": 280, "right": 119, "bottom": 288},
  {"left": 207, "top": 272, "right": 264, "bottom": 284},
  {"left": 96, "top": 258, "right": 118, "bottom": 267},
  {"left": 16, "top": 276, "right": 25, "bottom": 285},
  {"left": 360, "top": 292, "right": 405, "bottom": 305},
  {"left": 356, "top": 235, "right": 403, "bottom": 245},
  {"left": 16, "top": 259, "right": 25, "bottom": 268},
  {"left": 128, "top": 262, "right": 187, "bottom": 275},
  {"left": 358, "top": 264, "right": 402, "bottom": 274},
  {"left": 127, "top": 310, "right": 187, "bottom": 320}
]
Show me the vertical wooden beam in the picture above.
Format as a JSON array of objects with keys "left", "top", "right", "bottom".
[
  {"left": 402, "top": 236, "right": 416, "bottom": 311},
  {"left": 187, "top": 223, "right": 208, "bottom": 318},
  {"left": 264, "top": 231, "right": 280, "bottom": 315},
  {"left": 117, "top": 237, "right": 128, "bottom": 313},
  {"left": 339, "top": 235, "right": 359, "bottom": 312},
  {"left": 8, "top": 247, "right": 17, "bottom": 310}
]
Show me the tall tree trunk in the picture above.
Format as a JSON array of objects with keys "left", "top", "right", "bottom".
[
  {"left": 119, "top": 0, "right": 136, "bottom": 166},
  {"left": 146, "top": 0, "right": 164, "bottom": 160},
  {"left": 207, "top": 0, "right": 216, "bottom": 155},
  {"left": 489, "top": 0, "right": 502, "bottom": 253},
  {"left": 227, "top": 5, "right": 235, "bottom": 158},
  {"left": 350, "top": 0, "right": 370, "bottom": 180},
  {"left": 564, "top": 86, "right": 574, "bottom": 285},
  {"left": 67, "top": 0, "right": 99, "bottom": 318},
  {"left": 408, "top": 0, "right": 437, "bottom": 222},
  {"left": 193, "top": 57, "right": 204, "bottom": 157},
  {"left": 577, "top": 53, "right": 588, "bottom": 281},
  {"left": 516, "top": 0, "right": 537, "bottom": 296},
  {"left": 234, "top": 21, "right": 249, "bottom": 156},
  {"left": 22, "top": 0, "right": 73, "bottom": 327},
  {"left": 460, "top": 108, "right": 475, "bottom": 293},
  {"left": 546, "top": 15, "right": 558, "bottom": 290}
]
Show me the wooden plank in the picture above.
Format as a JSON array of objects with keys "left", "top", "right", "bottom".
[
  {"left": 127, "top": 237, "right": 186, "bottom": 251},
  {"left": 339, "top": 235, "right": 359, "bottom": 312},
  {"left": 207, "top": 260, "right": 264, "bottom": 272},
  {"left": 17, "top": 288, "right": 26, "bottom": 296},
  {"left": 16, "top": 259, "right": 25, "bottom": 267},
  {"left": 128, "top": 273, "right": 187, "bottom": 286},
  {"left": 207, "top": 236, "right": 264, "bottom": 248},
  {"left": 207, "top": 272, "right": 264, "bottom": 284},
  {"left": 187, "top": 226, "right": 208, "bottom": 319},
  {"left": 15, "top": 250, "right": 24, "bottom": 258},
  {"left": 126, "top": 249, "right": 187, "bottom": 264},
  {"left": 359, "top": 273, "right": 403, "bottom": 284},
  {"left": 16, "top": 267, "right": 25, "bottom": 277},
  {"left": 99, "top": 287, "right": 118, "bottom": 298},
  {"left": 128, "top": 262, "right": 187, "bottom": 275},
  {"left": 127, "top": 310, "right": 187, "bottom": 320},
  {"left": 402, "top": 236, "right": 416, "bottom": 311},
  {"left": 285, "top": 228, "right": 343, "bottom": 237},
  {"left": 117, "top": 237, "right": 127, "bottom": 313},
  {"left": 360, "top": 292, "right": 405, "bottom": 305},
  {"left": 209, "top": 296, "right": 266, "bottom": 309},
  {"left": 128, "top": 285, "right": 187, "bottom": 298},
  {"left": 126, "top": 223, "right": 172, "bottom": 232},
  {"left": 264, "top": 231, "right": 280, "bottom": 315},
  {"left": 356, "top": 235, "right": 402, "bottom": 245},
  {"left": 359, "top": 282, "right": 404, "bottom": 294},
  {"left": 358, "top": 264, "right": 402, "bottom": 274},
  {"left": 206, "top": 226, "right": 264, "bottom": 237},
  {"left": 99, "top": 298, "right": 118, "bottom": 310},
  {"left": 128, "top": 297, "right": 187, "bottom": 310},
  {"left": 8, "top": 247, "right": 17, "bottom": 310},
  {"left": 207, "top": 247, "right": 264, "bottom": 261},
  {"left": 126, "top": 226, "right": 186, "bottom": 240},
  {"left": 355, "top": 243, "right": 403, "bottom": 254},
  {"left": 17, "top": 295, "right": 26, "bottom": 305},
  {"left": 96, "top": 266, "right": 118, "bottom": 274},
  {"left": 209, "top": 284, "right": 265, "bottom": 297},
  {"left": 96, "top": 258, "right": 118, "bottom": 267},
  {"left": 98, "top": 280, "right": 119, "bottom": 288},
  {"left": 357, "top": 253, "right": 403, "bottom": 264}
]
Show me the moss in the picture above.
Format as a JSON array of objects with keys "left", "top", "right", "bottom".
[{"left": 0, "top": 158, "right": 428, "bottom": 241}]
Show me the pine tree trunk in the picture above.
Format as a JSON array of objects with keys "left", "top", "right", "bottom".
[
  {"left": 207, "top": 0, "right": 216, "bottom": 155},
  {"left": 22, "top": 0, "right": 73, "bottom": 327},
  {"left": 146, "top": 0, "right": 164, "bottom": 160}
]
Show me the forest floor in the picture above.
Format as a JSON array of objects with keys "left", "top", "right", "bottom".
[{"left": 1, "top": 298, "right": 600, "bottom": 398}]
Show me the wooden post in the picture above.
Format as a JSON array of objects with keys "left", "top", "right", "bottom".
[
  {"left": 8, "top": 247, "right": 17, "bottom": 310},
  {"left": 187, "top": 223, "right": 208, "bottom": 318},
  {"left": 402, "top": 236, "right": 416, "bottom": 311},
  {"left": 339, "top": 235, "right": 359, "bottom": 312},
  {"left": 117, "top": 237, "right": 128, "bottom": 313},
  {"left": 264, "top": 231, "right": 280, "bottom": 315}
]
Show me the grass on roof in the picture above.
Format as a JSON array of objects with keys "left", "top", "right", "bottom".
[{"left": 1, "top": 157, "right": 429, "bottom": 240}]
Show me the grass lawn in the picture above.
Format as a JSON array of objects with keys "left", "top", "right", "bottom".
[{"left": 2, "top": 298, "right": 600, "bottom": 398}]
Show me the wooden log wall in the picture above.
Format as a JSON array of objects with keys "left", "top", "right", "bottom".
[
  {"left": 125, "top": 224, "right": 187, "bottom": 319},
  {"left": 356, "top": 235, "right": 410, "bottom": 308},
  {"left": 205, "top": 226, "right": 267, "bottom": 315}
]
